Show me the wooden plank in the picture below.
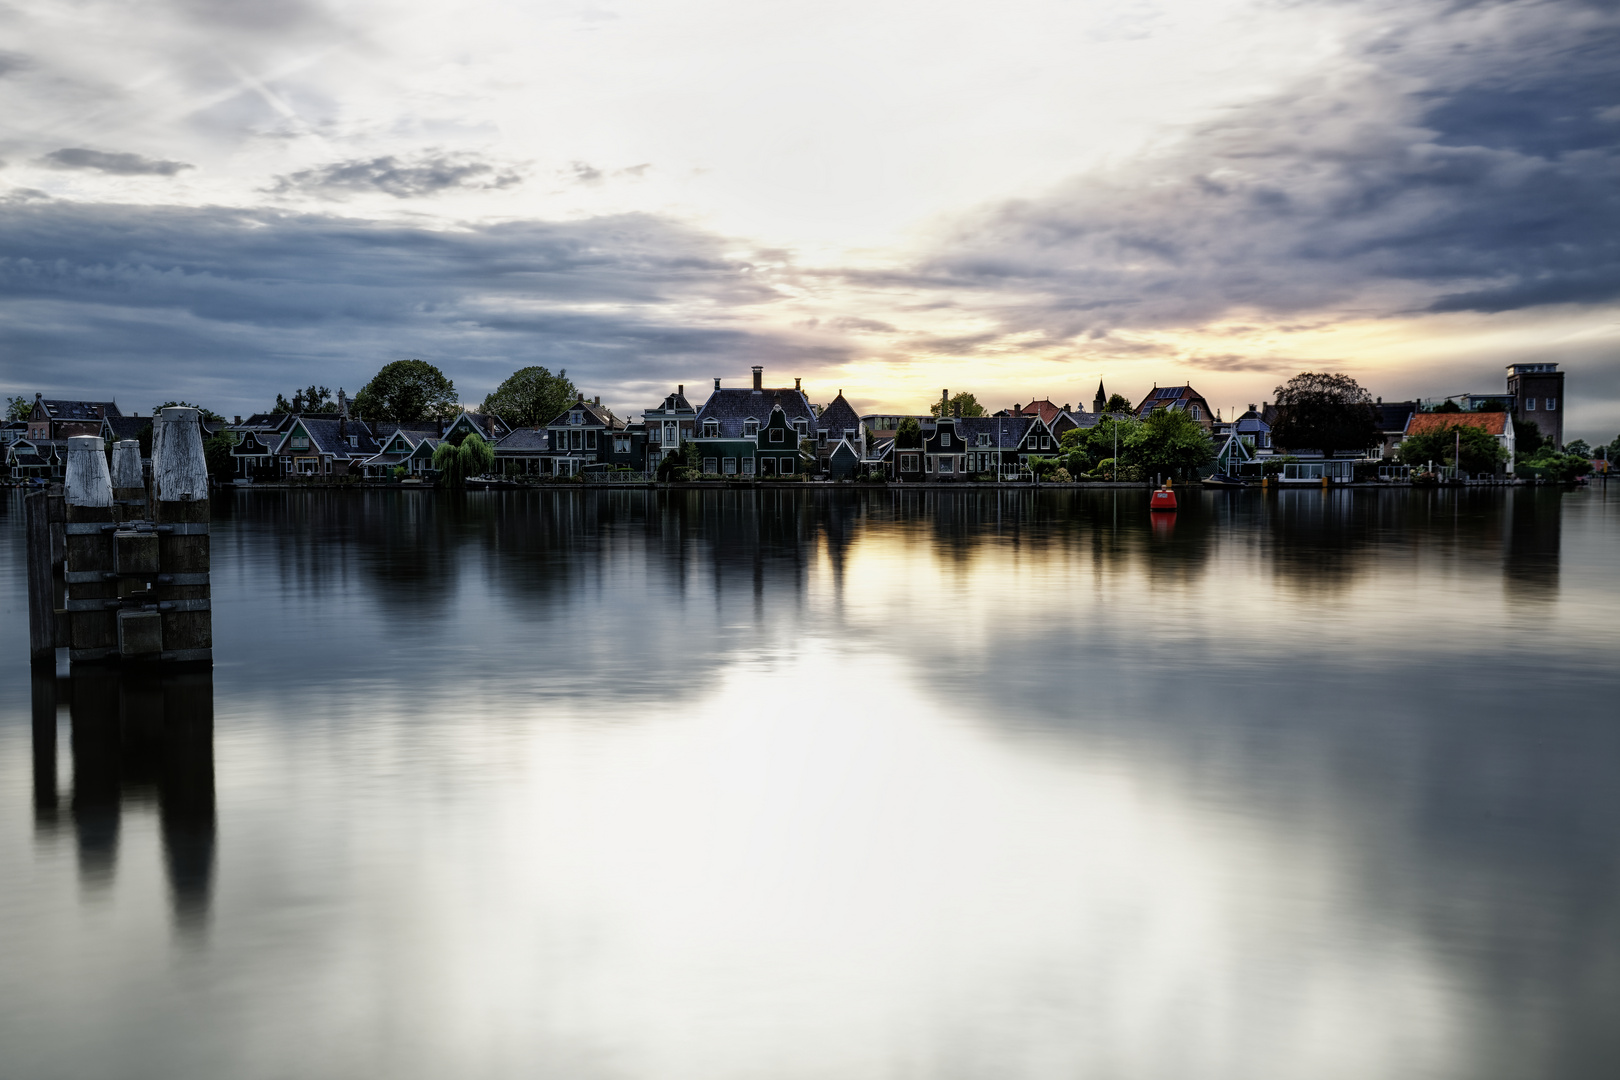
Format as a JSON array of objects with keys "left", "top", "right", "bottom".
[{"left": 25, "top": 492, "right": 56, "bottom": 663}]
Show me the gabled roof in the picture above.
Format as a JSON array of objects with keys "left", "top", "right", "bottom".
[
  {"left": 233, "top": 431, "right": 278, "bottom": 455},
  {"left": 1375, "top": 401, "right": 1417, "bottom": 432},
  {"left": 646, "top": 387, "right": 696, "bottom": 416},
  {"left": 1232, "top": 406, "right": 1271, "bottom": 435},
  {"left": 1009, "top": 399, "right": 1065, "bottom": 425},
  {"left": 373, "top": 420, "right": 443, "bottom": 440},
  {"left": 1404, "top": 411, "right": 1509, "bottom": 437},
  {"left": 816, "top": 391, "right": 861, "bottom": 437},
  {"left": 272, "top": 417, "right": 381, "bottom": 458},
  {"left": 544, "top": 399, "right": 624, "bottom": 430},
  {"left": 1134, "top": 385, "right": 1211, "bottom": 420},
  {"left": 696, "top": 386, "right": 816, "bottom": 439}
]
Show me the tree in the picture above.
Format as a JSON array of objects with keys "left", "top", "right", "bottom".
[
  {"left": 1398, "top": 423, "right": 1509, "bottom": 474},
  {"left": 1432, "top": 400, "right": 1463, "bottom": 414},
  {"left": 1102, "top": 393, "right": 1132, "bottom": 416},
  {"left": 482, "top": 366, "right": 576, "bottom": 427},
  {"left": 272, "top": 386, "right": 338, "bottom": 414},
  {"left": 656, "top": 440, "right": 701, "bottom": 481},
  {"left": 1269, "top": 372, "right": 1380, "bottom": 455},
  {"left": 202, "top": 433, "right": 235, "bottom": 478},
  {"left": 354, "top": 360, "right": 459, "bottom": 423},
  {"left": 154, "top": 400, "right": 224, "bottom": 422},
  {"left": 1133, "top": 407, "right": 1215, "bottom": 478},
  {"left": 431, "top": 432, "right": 493, "bottom": 486},
  {"left": 6, "top": 395, "right": 30, "bottom": 421},
  {"left": 1513, "top": 418, "right": 1549, "bottom": 458},
  {"left": 929, "top": 392, "right": 985, "bottom": 418},
  {"left": 896, "top": 418, "right": 922, "bottom": 448},
  {"left": 1564, "top": 438, "right": 1591, "bottom": 458}
]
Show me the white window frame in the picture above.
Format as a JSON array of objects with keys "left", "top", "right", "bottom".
[
  {"left": 938, "top": 457, "right": 954, "bottom": 474},
  {"left": 941, "top": 432, "right": 952, "bottom": 447},
  {"left": 899, "top": 453, "right": 918, "bottom": 471},
  {"left": 741, "top": 457, "right": 755, "bottom": 475},
  {"left": 1524, "top": 398, "right": 1536, "bottom": 410},
  {"left": 704, "top": 421, "right": 718, "bottom": 437},
  {"left": 744, "top": 419, "right": 759, "bottom": 436},
  {"left": 702, "top": 457, "right": 717, "bottom": 473},
  {"left": 1546, "top": 397, "right": 1557, "bottom": 410}
]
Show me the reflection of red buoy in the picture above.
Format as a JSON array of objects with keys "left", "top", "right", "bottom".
[{"left": 1150, "top": 487, "right": 1179, "bottom": 511}]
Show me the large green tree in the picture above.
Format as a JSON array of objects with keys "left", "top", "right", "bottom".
[
  {"left": 1133, "top": 407, "right": 1215, "bottom": 478},
  {"left": 896, "top": 418, "right": 922, "bottom": 448},
  {"left": 929, "top": 392, "right": 985, "bottom": 418},
  {"left": 1270, "top": 372, "right": 1380, "bottom": 455},
  {"left": 482, "top": 366, "right": 577, "bottom": 426},
  {"left": 431, "top": 432, "right": 494, "bottom": 486},
  {"left": 6, "top": 395, "right": 31, "bottom": 421},
  {"left": 1398, "top": 423, "right": 1509, "bottom": 474},
  {"left": 354, "top": 360, "right": 459, "bottom": 423},
  {"left": 154, "top": 400, "right": 224, "bottom": 422}
]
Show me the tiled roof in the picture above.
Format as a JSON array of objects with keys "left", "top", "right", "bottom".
[
  {"left": 374, "top": 421, "right": 443, "bottom": 440},
  {"left": 103, "top": 415, "right": 149, "bottom": 442},
  {"left": 1133, "top": 385, "right": 1209, "bottom": 420},
  {"left": 697, "top": 387, "right": 816, "bottom": 438},
  {"left": 817, "top": 392, "right": 861, "bottom": 438},
  {"left": 646, "top": 388, "right": 695, "bottom": 415},
  {"left": 543, "top": 400, "right": 624, "bottom": 430},
  {"left": 1404, "top": 411, "right": 1509, "bottom": 437},
  {"left": 275, "top": 417, "right": 381, "bottom": 458},
  {"left": 1010, "top": 399, "right": 1064, "bottom": 424},
  {"left": 1375, "top": 402, "right": 1417, "bottom": 431},
  {"left": 954, "top": 415, "right": 1040, "bottom": 449},
  {"left": 39, "top": 399, "right": 121, "bottom": 420},
  {"left": 495, "top": 429, "right": 550, "bottom": 451}
]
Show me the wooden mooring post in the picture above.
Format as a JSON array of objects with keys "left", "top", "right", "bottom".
[{"left": 48, "top": 409, "right": 213, "bottom": 667}]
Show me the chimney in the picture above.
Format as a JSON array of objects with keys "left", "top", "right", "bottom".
[
  {"left": 577, "top": 392, "right": 584, "bottom": 403},
  {"left": 952, "top": 400, "right": 961, "bottom": 419},
  {"left": 234, "top": 415, "right": 242, "bottom": 425},
  {"left": 338, "top": 387, "right": 348, "bottom": 417},
  {"left": 678, "top": 384, "right": 684, "bottom": 397},
  {"left": 594, "top": 395, "right": 600, "bottom": 406},
  {"left": 941, "top": 389, "right": 949, "bottom": 416},
  {"left": 714, "top": 377, "right": 721, "bottom": 391},
  {"left": 794, "top": 377, "right": 801, "bottom": 392},
  {"left": 1014, "top": 403, "right": 1021, "bottom": 414},
  {"left": 752, "top": 366, "right": 763, "bottom": 391}
]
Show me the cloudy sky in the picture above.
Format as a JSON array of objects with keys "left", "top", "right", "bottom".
[{"left": 2, "top": 0, "right": 1617, "bottom": 437}]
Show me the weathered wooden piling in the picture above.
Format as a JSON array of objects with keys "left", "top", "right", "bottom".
[
  {"left": 151, "top": 408, "right": 212, "bottom": 664},
  {"left": 111, "top": 438, "right": 146, "bottom": 519},
  {"left": 49, "top": 410, "right": 213, "bottom": 667},
  {"left": 64, "top": 436, "right": 119, "bottom": 663},
  {"left": 25, "top": 491, "right": 57, "bottom": 663}
]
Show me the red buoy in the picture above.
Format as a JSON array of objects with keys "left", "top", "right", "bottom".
[{"left": 1150, "top": 487, "right": 1178, "bottom": 512}]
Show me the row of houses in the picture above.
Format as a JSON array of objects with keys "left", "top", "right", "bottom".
[{"left": 6, "top": 363, "right": 1567, "bottom": 483}]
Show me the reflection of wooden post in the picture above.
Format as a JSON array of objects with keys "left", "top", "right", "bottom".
[
  {"left": 152, "top": 408, "right": 212, "bottom": 664},
  {"left": 26, "top": 491, "right": 56, "bottom": 663},
  {"left": 31, "top": 666, "right": 59, "bottom": 828},
  {"left": 70, "top": 666, "right": 121, "bottom": 889},
  {"left": 111, "top": 439, "right": 146, "bottom": 520},
  {"left": 160, "top": 669, "right": 215, "bottom": 924},
  {"left": 64, "top": 436, "right": 118, "bottom": 663}
]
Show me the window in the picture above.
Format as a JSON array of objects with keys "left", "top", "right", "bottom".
[
  {"left": 1524, "top": 398, "right": 1536, "bottom": 410},
  {"left": 348, "top": 435, "right": 358, "bottom": 447},
  {"left": 571, "top": 430, "right": 583, "bottom": 450},
  {"left": 978, "top": 433, "right": 990, "bottom": 447},
  {"left": 781, "top": 458, "right": 794, "bottom": 474},
  {"left": 939, "top": 457, "right": 954, "bottom": 474},
  {"left": 704, "top": 421, "right": 718, "bottom": 437},
  {"left": 723, "top": 457, "right": 737, "bottom": 474},
  {"left": 744, "top": 419, "right": 759, "bottom": 436},
  {"left": 703, "top": 457, "right": 717, "bottom": 473},
  {"left": 818, "top": 429, "right": 829, "bottom": 445},
  {"left": 571, "top": 411, "right": 582, "bottom": 425},
  {"left": 1546, "top": 397, "right": 1557, "bottom": 410},
  {"left": 614, "top": 436, "right": 629, "bottom": 453},
  {"left": 941, "top": 432, "right": 952, "bottom": 447},
  {"left": 1190, "top": 405, "right": 1202, "bottom": 420},
  {"left": 742, "top": 457, "right": 755, "bottom": 475},
  {"left": 650, "top": 428, "right": 662, "bottom": 444},
  {"left": 291, "top": 435, "right": 308, "bottom": 449},
  {"left": 585, "top": 430, "right": 597, "bottom": 450},
  {"left": 925, "top": 456, "right": 934, "bottom": 472},
  {"left": 794, "top": 420, "right": 807, "bottom": 437},
  {"left": 760, "top": 457, "right": 776, "bottom": 476},
  {"left": 900, "top": 453, "right": 918, "bottom": 471},
  {"left": 770, "top": 428, "right": 784, "bottom": 444}
]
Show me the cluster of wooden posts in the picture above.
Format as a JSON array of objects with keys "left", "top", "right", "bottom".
[{"left": 25, "top": 407, "right": 213, "bottom": 667}]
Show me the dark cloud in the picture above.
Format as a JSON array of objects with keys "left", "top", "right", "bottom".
[
  {"left": 903, "top": 0, "right": 1620, "bottom": 336},
  {"left": 42, "top": 148, "right": 194, "bottom": 176},
  {"left": 0, "top": 202, "right": 835, "bottom": 416},
  {"left": 0, "top": 51, "right": 29, "bottom": 78},
  {"left": 267, "top": 152, "right": 523, "bottom": 199}
]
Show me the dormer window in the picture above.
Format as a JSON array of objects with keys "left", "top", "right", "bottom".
[
  {"left": 348, "top": 435, "right": 358, "bottom": 447},
  {"left": 793, "top": 419, "right": 807, "bottom": 437},
  {"left": 818, "top": 429, "right": 828, "bottom": 445},
  {"left": 571, "top": 411, "right": 583, "bottom": 425},
  {"left": 978, "top": 433, "right": 990, "bottom": 447},
  {"left": 744, "top": 419, "right": 759, "bottom": 437},
  {"left": 703, "top": 420, "right": 718, "bottom": 437}
]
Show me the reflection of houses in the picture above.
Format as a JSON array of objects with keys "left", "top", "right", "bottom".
[
  {"left": 1132, "top": 384, "right": 1216, "bottom": 430},
  {"left": 692, "top": 368, "right": 817, "bottom": 477},
  {"left": 1400, "top": 411, "right": 1516, "bottom": 474}
]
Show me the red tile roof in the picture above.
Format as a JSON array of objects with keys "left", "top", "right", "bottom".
[{"left": 1404, "top": 412, "right": 1509, "bottom": 437}]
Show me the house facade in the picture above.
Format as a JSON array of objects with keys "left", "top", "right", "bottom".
[
  {"left": 1400, "top": 411, "right": 1516, "bottom": 474},
  {"left": 25, "top": 395, "right": 121, "bottom": 441},
  {"left": 1506, "top": 363, "right": 1564, "bottom": 449},
  {"left": 645, "top": 385, "right": 697, "bottom": 467},
  {"left": 533, "top": 395, "right": 630, "bottom": 476},
  {"left": 814, "top": 391, "right": 863, "bottom": 473},
  {"left": 1132, "top": 385, "right": 1216, "bottom": 430},
  {"left": 269, "top": 415, "right": 381, "bottom": 476},
  {"left": 692, "top": 368, "right": 816, "bottom": 477}
]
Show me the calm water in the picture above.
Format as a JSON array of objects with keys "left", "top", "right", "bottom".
[{"left": 2, "top": 486, "right": 1618, "bottom": 1080}]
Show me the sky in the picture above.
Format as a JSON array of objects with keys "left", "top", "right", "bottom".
[{"left": 1, "top": 0, "right": 1617, "bottom": 439}]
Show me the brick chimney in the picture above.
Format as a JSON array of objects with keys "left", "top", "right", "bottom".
[
  {"left": 752, "top": 366, "right": 763, "bottom": 392},
  {"left": 678, "top": 384, "right": 684, "bottom": 397},
  {"left": 714, "top": 377, "right": 721, "bottom": 391},
  {"left": 794, "top": 377, "right": 801, "bottom": 392}
]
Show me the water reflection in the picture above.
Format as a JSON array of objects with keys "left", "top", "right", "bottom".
[{"left": 31, "top": 666, "right": 216, "bottom": 927}]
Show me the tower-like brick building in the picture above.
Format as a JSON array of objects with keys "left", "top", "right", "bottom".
[{"left": 1506, "top": 363, "right": 1565, "bottom": 450}]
